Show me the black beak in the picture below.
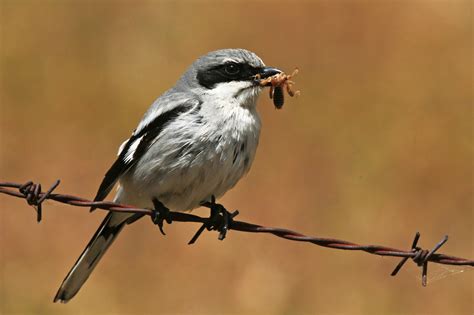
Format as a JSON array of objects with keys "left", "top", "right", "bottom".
[{"left": 259, "top": 67, "right": 282, "bottom": 79}]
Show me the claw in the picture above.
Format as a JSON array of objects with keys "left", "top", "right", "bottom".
[
  {"left": 151, "top": 198, "right": 172, "bottom": 235},
  {"left": 188, "top": 195, "right": 239, "bottom": 244}
]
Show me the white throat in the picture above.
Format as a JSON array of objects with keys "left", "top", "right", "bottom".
[{"left": 198, "top": 81, "right": 263, "bottom": 109}]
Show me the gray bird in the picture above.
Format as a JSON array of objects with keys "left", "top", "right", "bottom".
[{"left": 54, "top": 48, "right": 282, "bottom": 303}]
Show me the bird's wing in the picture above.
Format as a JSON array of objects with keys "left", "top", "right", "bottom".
[{"left": 93, "top": 93, "right": 201, "bottom": 204}]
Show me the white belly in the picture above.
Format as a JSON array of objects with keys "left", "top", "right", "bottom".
[{"left": 116, "top": 102, "right": 261, "bottom": 211}]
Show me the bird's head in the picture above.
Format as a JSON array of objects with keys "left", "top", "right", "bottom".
[{"left": 178, "top": 49, "right": 281, "bottom": 108}]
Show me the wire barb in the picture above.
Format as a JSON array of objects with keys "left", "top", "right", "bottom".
[
  {"left": 390, "top": 232, "right": 449, "bottom": 286},
  {"left": 17, "top": 179, "right": 60, "bottom": 222},
  {"left": 1, "top": 179, "right": 473, "bottom": 286}
]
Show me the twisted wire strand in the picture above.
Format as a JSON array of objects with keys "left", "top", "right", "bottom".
[{"left": 1, "top": 180, "right": 472, "bottom": 286}]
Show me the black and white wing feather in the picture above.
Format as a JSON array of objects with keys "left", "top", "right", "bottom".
[{"left": 92, "top": 94, "right": 200, "bottom": 204}]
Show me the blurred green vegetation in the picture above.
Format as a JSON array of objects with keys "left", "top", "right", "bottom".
[{"left": 1, "top": 1, "right": 472, "bottom": 314}]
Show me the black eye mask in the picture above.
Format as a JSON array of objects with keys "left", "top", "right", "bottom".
[{"left": 197, "top": 62, "right": 261, "bottom": 89}]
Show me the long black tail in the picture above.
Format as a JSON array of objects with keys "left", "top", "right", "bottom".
[{"left": 54, "top": 212, "right": 131, "bottom": 303}]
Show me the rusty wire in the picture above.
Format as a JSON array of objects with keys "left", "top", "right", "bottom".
[{"left": 1, "top": 179, "right": 472, "bottom": 286}]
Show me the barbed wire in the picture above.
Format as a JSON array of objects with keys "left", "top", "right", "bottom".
[{"left": 1, "top": 179, "right": 472, "bottom": 286}]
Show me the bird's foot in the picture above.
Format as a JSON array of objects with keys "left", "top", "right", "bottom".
[
  {"left": 151, "top": 198, "right": 172, "bottom": 235},
  {"left": 188, "top": 195, "right": 239, "bottom": 244}
]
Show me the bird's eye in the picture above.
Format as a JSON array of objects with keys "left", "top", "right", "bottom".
[{"left": 224, "top": 63, "right": 240, "bottom": 75}]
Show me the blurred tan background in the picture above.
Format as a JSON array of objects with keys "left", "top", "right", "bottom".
[{"left": 0, "top": 1, "right": 472, "bottom": 314}]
